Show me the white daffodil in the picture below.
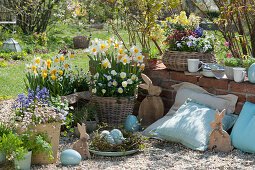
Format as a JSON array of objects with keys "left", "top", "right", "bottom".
[
  {"left": 131, "top": 74, "right": 136, "bottom": 80},
  {"left": 91, "top": 38, "right": 100, "bottom": 45},
  {"left": 120, "top": 55, "right": 130, "bottom": 65},
  {"left": 118, "top": 87, "right": 123, "bottom": 94},
  {"left": 102, "top": 58, "right": 111, "bottom": 68},
  {"left": 140, "top": 63, "right": 145, "bottom": 70},
  {"left": 120, "top": 72, "right": 126, "bottom": 79},
  {"left": 102, "top": 89, "right": 106, "bottom": 94},
  {"left": 118, "top": 46, "right": 125, "bottom": 55},
  {"left": 111, "top": 70, "right": 117, "bottom": 76},
  {"left": 127, "top": 79, "right": 133, "bottom": 85},
  {"left": 130, "top": 45, "right": 141, "bottom": 55},
  {"left": 25, "top": 64, "right": 32, "bottom": 71},
  {"left": 98, "top": 41, "right": 108, "bottom": 53},
  {"left": 117, "top": 54, "right": 123, "bottom": 63},
  {"left": 122, "top": 81, "right": 128, "bottom": 88},
  {"left": 89, "top": 45, "right": 99, "bottom": 56},
  {"left": 134, "top": 53, "right": 144, "bottom": 63},
  {"left": 114, "top": 39, "right": 121, "bottom": 48},
  {"left": 33, "top": 57, "right": 41, "bottom": 65},
  {"left": 107, "top": 37, "right": 114, "bottom": 45}
]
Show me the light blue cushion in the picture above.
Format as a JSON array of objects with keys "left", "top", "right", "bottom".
[
  {"left": 231, "top": 102, "right": 255, "bottom": 153},
  {"left": 151, "top": 99, "right": 237, "bottom": 151}
]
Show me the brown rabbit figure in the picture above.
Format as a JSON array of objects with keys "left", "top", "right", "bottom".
[
  {"left": 208, "top": 109, "right": 233, "bottom": 152},
  {"left": 138, "top": 73, "right": 164, "bottom": 127},
  {"left": 72, "top": 123, "right": 91, "bottom": 159}
]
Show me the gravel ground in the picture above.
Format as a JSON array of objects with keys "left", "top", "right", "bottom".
[{"left": 1, "top": 99, "right": 255, "bottom": 170}]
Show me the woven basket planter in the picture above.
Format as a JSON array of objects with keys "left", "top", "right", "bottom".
[
  {"left": 73, "top": 36, "right": 90, "bottom": 49},
  {"left": 162, "top": 50, "right": 217, "bottom": 71},
  {"left": 92, "top": 95, "right": 136, "bottom": 127}
]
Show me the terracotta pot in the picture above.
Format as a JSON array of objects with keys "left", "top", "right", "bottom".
[{"left": 224, "top": 66, "right": 234, "bottom": 80}]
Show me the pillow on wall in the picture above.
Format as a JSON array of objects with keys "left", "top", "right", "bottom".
[
  {"left": 151, "top": 99, "right": 237, "bottom": 151},
  {"left": 167, "top": 82, "right": 238, "bottom": 116},
  {"left": 231, "top": 102, "right": 255, "bottom": 153}
]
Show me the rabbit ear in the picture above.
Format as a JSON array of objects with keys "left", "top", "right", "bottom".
[
  {"left": 219, "top": 109, "right": 226, "bottom": 120},
  {"left": 139, "top": 84, "right": 149, "bottom": 90},
  {"left": 141, "top": 74, "right": 152, "bottom": 86},
  {"left": 215, "top": 109, "right": 220, "bottom": 122}
]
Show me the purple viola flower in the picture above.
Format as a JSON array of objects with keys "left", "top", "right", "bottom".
[
  {"left": 187, "top": 41, "right": 193, "bottom": 47},
  {"left": 194, "top": 27, "right": 204, "bottom": 37}
]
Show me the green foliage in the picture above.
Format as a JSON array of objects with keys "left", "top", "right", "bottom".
[
  {"left": 242, "top": 57, "right": 255, "bottom": 68},
  {"left": 223, "top": 57, "right": 241, "bottom": 67},
  {"left": 89, "top": 124, "right": 148, "bottom": 152},
  {"left": 0, "top": 59, "right": 7, "bottom": 67},
  {"left": 0, "top": 51, "right": 28, "bottom": 60}
]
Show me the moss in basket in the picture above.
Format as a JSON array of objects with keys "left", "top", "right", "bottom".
[
  {"left": 89, "top": 124, "right": 148, "bottom": 152},
  {"left": 223, "top": 57, "right": 241, "bottom": 67}
]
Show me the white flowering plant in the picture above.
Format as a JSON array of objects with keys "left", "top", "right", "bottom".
[
  {"left": 88, "top": 38, "right": 145, "bottom": 97},
  {"left": 25, "top": 52, "right": 90, "bottom": 96}
]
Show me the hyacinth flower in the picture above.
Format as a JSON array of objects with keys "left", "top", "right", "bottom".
[{"left": 194, "top": 27, "right": 204, "bottom": 37}]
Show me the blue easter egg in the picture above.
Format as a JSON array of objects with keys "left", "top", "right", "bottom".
[
  {"left": 110, "top": 129, "right": 124, "bottom": 145},
  {"left": 248, "top": 63, "right": 255, "bottom": 83},
  {"left": 125, "top": 115, "right": 140, "bottom": 132},
  {"left": 60, "top": 149, "right": 82, "bottom": 166},
  {"left": 106, "top": 134, "right": 116, "bottom": 144}
]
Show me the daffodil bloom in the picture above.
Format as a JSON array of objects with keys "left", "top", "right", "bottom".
[
  {"left": 118, "top": 87, "right": 123, "bottom": 94},
  {"left": 60, "top": 56, "right": 65, "bottom": 61},
  {"left": 120, "top": 72, "right": 126, "bottom": 79},
  {"left": 130, "top": 45, "right": 141, "bottom": 55},
  {"left": 42, "top": 70, "right": 47, "bottom": 74},
  {"left": 131, "top": 74, "right": 136, "bottom": 80},
  {"left": 102, "top": 58, "right": 111, "bottom": 68},
  {"left": 51, "top": 74, "right": 56, "bottom": 80},
  {"left": 25, "top": 64, "right": 31, "bottom": 70},
  {"left": 119, "top": 48, "right": 124, "bottom": 54},
  {"left": 59, "top": 70, "right": 63, "bottom": 75},
  {"left": 34, "top": 57, "right": 41, "bottom": 64},
  {"left": 31, "top": 66, "right": 37, "bottom": 70},
  {"left": 64, "top": 63, "right": 69, "bottom": 68},
  {"left": 51, "top": 69, "right": 57, "bottom": 75},
  {"left": 117, "top": 54, "right": 123, "bottom": 62},
  {"left": 141, "top": 63, "right": 145, "bottom": 70},
  {"left": 47, "top": 64, "right": 51, "bottom": 69},
  {"left": 102, "top": 89, "right": 106, "bottom": 94},
  {"left": 46, "top": 59, "right": 52, "bottom": 65},
  {"left": 114, "top": 40, "right": 120, "bottom": 48},
  {"left": 111, "top": 70, "right": 117, "bottom": 76},
  {"left": 120, "top": 55, "right": 130, "bottom": 65},
  {"left": 135, "top": 54, "right": 144, "bottom": 63},
  {"left": 122, "top": 81, "right": 128, "bottom": 88},
  {"left": 42, "top": 73, "right": 47, "bottom": 78},
  {"left": 69, "top": 54, "right": 75, "bottom": 59},
  {"left": 55, "top": 58, "right": 59, "bottom": 63}
]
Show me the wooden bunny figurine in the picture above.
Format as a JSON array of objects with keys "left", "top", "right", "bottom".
[
  {"left": 138, "top": 73, "right": 164, "bottom": 127},
  {"left": 208, "top": 109, "right": 233, "bottom": 152},
  {"left": 72, "top": 123, "right": 91, "bottom": 159}
]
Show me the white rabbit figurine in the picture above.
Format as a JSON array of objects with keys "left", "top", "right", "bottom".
[
  {"left": 72, "top": 123, "right": 91, "bottom": 159},
  {"left": 138, "top": 73, "right": 164, "bottom": 127},
  {"left": 208, "top": 109, "right": 233, "bottom": 152}
]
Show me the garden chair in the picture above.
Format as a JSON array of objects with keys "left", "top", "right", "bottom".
[{"left": 0, "top": 5, "right": 17, "bottom": 33}]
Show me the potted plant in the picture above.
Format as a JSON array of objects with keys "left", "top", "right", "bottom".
[
  {"left": 222, "top": 57, "right": 241, "bottom": 80},
  {"left": 12, "top": 87, "right": 69, "bottom": 164},
  {"left": 162, "top": 11, "right": 217, "bottom": 71},
  {"left": 0, "top": 121, "right": 13, "bottom": 165},
  {"left": 85, "top": 103, "right": 98, "bottom": 133},
  {"left": 88, "top": 38, "right": 144, "bottom": 127}
]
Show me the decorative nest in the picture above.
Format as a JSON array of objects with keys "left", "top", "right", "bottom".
[{"left": 89, "top": 125, "right": 148, "bottom": 152}]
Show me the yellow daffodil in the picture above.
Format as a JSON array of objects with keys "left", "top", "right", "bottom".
[
  {"left": 60, "top": 56, "right": 65, "bottom": 61},
  {"left": 59, "top": 70, "right": 63, "bottom": 75},
  {"left": 34, "top": 57, "right": 41, "bottom": 64},
  {"left": 51, "top": 74, "right": 56, "bottom": 80},
  {"left": 65, "top": 63, "right": 69, "bottom": 68},
  {"left": 42, "top": 73, "right": 47, "bottom": 78},
  {"left": 119, "top": 48, "right": 124, "bottom": 54},
  {"left": 46, "top": 59, "right": 52, "bottom": 65},
  {"left": 43, "top": 70, "right": 47, "bottom": 74},
  {"left": 55, "top": 58, "right": 59, "bottom": 63},
  {"left": 31, "top": 66, "right": 37, "bottom": 70}
]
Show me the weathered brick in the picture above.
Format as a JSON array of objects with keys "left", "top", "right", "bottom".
[
  {"left": 235, "top": 103, "right": 244, "bottom": 114},
  {"left": 229, "top": 82, "right": 255, "bottom": 95},
  {"left": 203, "top": 87, "right": 215, "bottom": 94},
  {"left": 170, "top": 71, "right": 198, "bottom": 84},
  {"left": 246, "top": 95, "right": 255, "bottom": 104},
  {"left": 160, "top": 89, "right": 172, "bottom": 99},
  {"left": 199, "top": 77, "right": 228, "bottom": 90},
  {"left": 160, "top": 80, "right": 177, "bottom": 90},
  {"left": 151, "top": 69, "right": 170, "bottom": 79},
  {"left": 216, "top": 90, "right": 246, "bottom": 103}
]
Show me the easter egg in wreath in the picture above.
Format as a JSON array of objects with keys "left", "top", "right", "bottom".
[
  {"left": 60, "top": 149, "right": 82, "bottom": 166},
  {"left": 100, "top": 130, "right": 110, "bottom": 139},
  {"left": 106, "top": 134, "right": 116, "bottom": 145},
  {"left": 125, "top": 115, "right": 140, "bottom": 132},
  {"left": 110, "top": 129, "right": 125, "bottom": 145}
]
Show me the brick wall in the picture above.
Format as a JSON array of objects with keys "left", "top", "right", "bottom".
[{"left": 136, "top": 60, "right": 255, "bottom": 115}]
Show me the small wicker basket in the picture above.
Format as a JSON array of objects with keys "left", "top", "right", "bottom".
[
  {"left": 92, "top": 95, "right": 136, "bottom": 127},
  {"left": 162, "top": 50, "right": 217, "bottom": 71}
]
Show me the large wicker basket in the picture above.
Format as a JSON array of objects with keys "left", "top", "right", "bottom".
[
  {"left": 162, "top": 50, "right": 217, "bottom": 71},
  {"left": 92, "top": 95, "right": 136, "bottom": 127}
]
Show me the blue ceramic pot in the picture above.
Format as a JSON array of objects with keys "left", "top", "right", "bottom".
[{"left": 248, "top": 63, "right": 255, "bottom": 83}]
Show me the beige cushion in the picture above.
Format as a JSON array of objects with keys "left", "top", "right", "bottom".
[{"left": 143, "top": 82, "right": 238, "bottom": 137}]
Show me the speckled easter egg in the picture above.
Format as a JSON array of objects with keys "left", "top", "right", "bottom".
[
  {"left": 100, "top": 130, "right": 110, "bottom": 139},
  {"left": 106, "top": 134, "right": 116, "bottom": 144},
  {"left": 125, "top": 115, "right": 140, "bottom": 132},
  {"left": 60, "top": 149, "right": 82, "bottom": 166},
  {"left": 110, "top": 129, "right": 124, "bottom": 145}
]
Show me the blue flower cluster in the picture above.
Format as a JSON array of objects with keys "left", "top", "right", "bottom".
[
  {"left": 13, "top": 87, "right": 50, "bottom": 111},
  {"left": 194, "top": 27, "right": 204, "bottom": 37}
]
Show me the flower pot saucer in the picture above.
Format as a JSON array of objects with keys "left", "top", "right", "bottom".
[{"left": 89, "top": 149, "right": 138, "bottom": 157}]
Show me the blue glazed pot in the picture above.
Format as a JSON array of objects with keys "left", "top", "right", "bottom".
[
  {"left": 14, "top": 151, "right": 32, "bottom": 170},
  {"left": 0, "top": 152, "right": 6, "bottom": 164},
  {"left": 248, "top": 63, "right": 255, "bottom": 83}
]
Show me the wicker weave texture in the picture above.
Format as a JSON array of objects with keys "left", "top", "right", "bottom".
[
  {"left": 162, "top": 50, "right": 217, "bottom": 71},
  {"left": 31, "top": 123, "right": 61, "bottom": 164},
  {"left": 73, "top": 36, "right": 90, "bottom": 49},
  {"left": 92, "top": 96, "right": 135, "bottom": 127}
]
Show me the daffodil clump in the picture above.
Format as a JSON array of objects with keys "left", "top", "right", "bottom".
[
  {"left": 25, "top": 52, "right": 90, "bottom": 96},
  {"left": 88, "top": 38, "right": 145, "bottom": 97}
]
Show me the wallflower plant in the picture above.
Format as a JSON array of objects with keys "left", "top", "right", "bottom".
[
  {"left": 25, "top": 52, "right": 90, "bottom": 96},
  {"left": 88, "top": 38, "right": 144, "bottom": 97}
]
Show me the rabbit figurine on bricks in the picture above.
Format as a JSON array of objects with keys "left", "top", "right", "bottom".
[
  {"left": 208, "top": 109, "right": 233, "bottom": 153},
  {"left": 72, "top": 123, "right": 91, "bottom": 159},
  {"left": 138, "top": 73, "right": 164, "bottom": 127}
]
